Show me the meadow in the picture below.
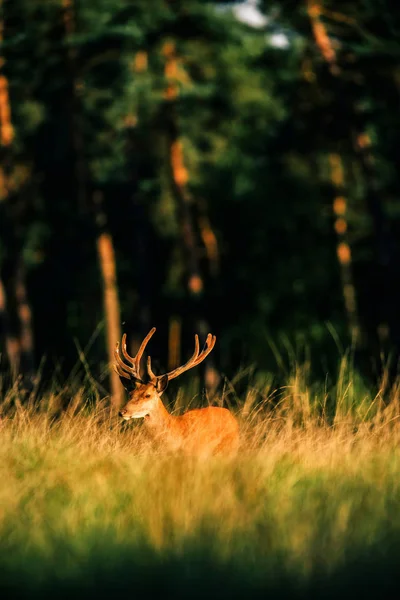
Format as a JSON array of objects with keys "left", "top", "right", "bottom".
[{"left": 1, "top": 355, "right": 400, "bottom": 599}]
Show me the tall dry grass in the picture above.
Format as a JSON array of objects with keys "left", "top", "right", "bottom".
[{"left": 2, "top": 354, "right": 400, "bottom": 598}]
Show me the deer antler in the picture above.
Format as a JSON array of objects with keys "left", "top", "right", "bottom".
[
  {"left": 114, "top": 327, "right": 156, "bottom": 382},
  {"left": 115, "top": 327, "right": 216, "bottom": 385},
  {"left": 162, "top": 333, "right": 216, "bottom": 381}
]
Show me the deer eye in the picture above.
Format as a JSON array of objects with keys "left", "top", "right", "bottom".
[{"left": 145, "top": 393, "right": 151, "bottom": 398}]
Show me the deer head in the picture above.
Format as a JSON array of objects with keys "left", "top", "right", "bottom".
[{"left": 114, "top": 327, "right": 216, "bottom": 420}]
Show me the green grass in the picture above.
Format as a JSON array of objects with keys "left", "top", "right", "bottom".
[{"left": 2, "top": 359, "right": 400, "bottom": 599}]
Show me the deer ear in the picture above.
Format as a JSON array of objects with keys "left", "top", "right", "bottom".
[{"left": 156, "top": 374, "right": 169, "bottom": 394}]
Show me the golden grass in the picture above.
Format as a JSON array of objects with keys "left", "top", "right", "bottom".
[{"left": 2, "top": 358, "right": 400, "bottom": 598}]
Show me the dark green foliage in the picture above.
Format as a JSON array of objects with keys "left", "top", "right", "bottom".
[{"left": 1, "top": 0, "right": 400, "bottom": 383}]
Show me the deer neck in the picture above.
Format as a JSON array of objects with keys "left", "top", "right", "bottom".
[{"left": 145, "top": 397, "right": 176, "bottom": 433}]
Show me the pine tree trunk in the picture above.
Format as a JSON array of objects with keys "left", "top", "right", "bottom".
[
  {"left": 125, "top": 51, "right": 153, "bottom": 354},
  {"left": 168, "top": 131, "right": 204, "bottom": 298},
  {"left": 306, "top": 0, "right": 340, "bottom": 75},
  {"left": 307, "top": 1, "right": 361, "bottom": 344},
  {"left": 196, "top": 197, "right": 219, "bottom": 277},
  {"left": 1, "top": 251, "right": 35, "bottom": 386},
  {"left": 168, "top": 316, "right": 181, "bottom": 370},
  {"left": 0, "top": 276, "right": 16, "bottom": 376},
  {"left": 94, "top": 192, "right": 123, "bottom": 408},
  {"left": 162, "top": 41, "right": 203, "bottom": 299},
  {"left": 0, "top": 2, "right": 35, "bottom": 384},
  {"left": 162, "top": 40, "right": 219, "bottom": 393},
  {"left": 0, "top": 0, "right": 14, "bottom": 148},
  {"left": 308, "top": 1, "right": 400, "bottom": 354},
  {"left": 15, "top": 259, "right": 34, "bottom": 375},
  {"left": 0, "top": 0, "right": 14, "bottom": 372},
  {"left": 329, "top": 153, "right": 360, "bottom": 343}
]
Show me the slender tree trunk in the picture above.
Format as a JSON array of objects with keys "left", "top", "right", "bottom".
[
  {"left": 162, "top": 40, "right": 219, "bottom": 394},
  {"left": 307, "top": 0, "right": 361, "bottom": 344},
  {"left": 125, "top": 50, "right": 153, "bottom": 356},
  {"left": 1, "top": 250, "right": 35, "bottom": 386},
  {"left": 0, "top": 2, "right": 35, "bottom": 384},
  {"left": 162, "top": 41, "right": 203, "bottom": 297},
  {"left": 0, "top": 0, "right": 14, "bottom": 148},
  {"left": 196, "top": 197, "right": 219, "bottom": 278},
  {"left": 329, "top": 153, "right": 360, "bottom": 343},
  {"left": 0, "top": 276, "right": 18, "bottom": 377},
  {"left": 14, "top": 259, "right": 34, "bottom": 376},
  {"left": 162, "top": 41, "right": 203, "bottom": 299},
  {"left": 306, "top": 0, "right": 340, "bottom": 75},
  {"left": 169, "top": 136, "right": 204, "bottom": 297},
  {"left": 0, "top": 0, "right": 14, "bottom": 372},
  {"left": 308, "top": 0, "right": 400, "bottom": 354},
  {"left": 168, "top": 315, "right": 181, "bottom": 370},
  {"left": 94, "top": 191, "right": 123, "bottom": 408}
]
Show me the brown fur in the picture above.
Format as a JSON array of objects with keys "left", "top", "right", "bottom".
[
  {"left": 116, "top": 329, "right": 239, "bottom": 457},
  {"left": 120, "top": 384, "right": 239, "bottom": 457}
]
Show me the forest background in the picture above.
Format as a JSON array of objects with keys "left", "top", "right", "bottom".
[{"left": 1, "top": 0, "right": 400, "bottom": 404}]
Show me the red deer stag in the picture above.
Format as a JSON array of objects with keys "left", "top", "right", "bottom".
[{"left": 114, "top": 328, "right": 239, "bottom": 456}]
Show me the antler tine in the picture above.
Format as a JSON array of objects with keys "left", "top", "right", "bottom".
[
  {"left": 121, "top": 333, "right": 135, "bottom": 366},
  {"left": 121, "top": 328, "right": 155, "bottom": 368},
  {"left": 132, "top": 327, "right": 156, "bottom": 373},
  {"left": 166, "top": 333, "right": 216, "bottom": 381},
  {"left": 114, "top": 328, "right": 156, "bottom": 383},
  {"left": 191, "top": 333, "right": 216, "bottom": 367},
  {"left": 113, "top": 363, "right": 131, "bottom": 380},
  {"left": 114, "top": 342, "right": 137, "bottom": 378},
  {"left": 147, "top": 356, "right": 158, "bottom": 383},
  {"left": 168, "top": 333, "right": 200, "bottom": 378},
  {"left": 115, "top": 327, "right": 156, "bottom": 381}
]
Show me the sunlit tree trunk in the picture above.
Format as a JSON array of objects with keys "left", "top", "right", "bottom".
[
  {"left": 329, "top": 153, "right": 360, "bottom": 343},
  {"left": 125, "top": 51, "right": 153, "bottom": 356},
  {"left": 162, "top": 41, "right": 203, "bottom": 298},
  {"left": 306, "top": 0, "right": 340, "bottom": 75},
  {"left": 94, "top": 192, "right": 123, "bottom": 408},
  {"left": 14, "top": 259, "right": 34, "bottom": 376},
  {"left": 0, "top": 1, "right": 35, "bottom": 384},
  {"left": 307, "top": 0, "right": 361, "bottom": 344},
  {"left": 308, "top": 0, "right": 399, "bottom": 353},
  {"left": 162, "top": 40, "right": 219, "bottom": 393},
  {"left": 0, "top": 0, "right": 15, "bottom": 374},
  {"left": 1, "top": 251, "right": 35, "bottom": 385},
  {"left": 0, "top": 276, "right": 17, "bottom": 377},
  {"left": 0, "top": 2, "right": 13, "bottom": 148},
  {"left": 168, "top": 315, "right": 181, "bottom": 370},
  {"left": 197, "top": 197, "right": 219, "bottom": 278},
  {"left": 162, "top": 39, "right": 203, "bottom": 374}
]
